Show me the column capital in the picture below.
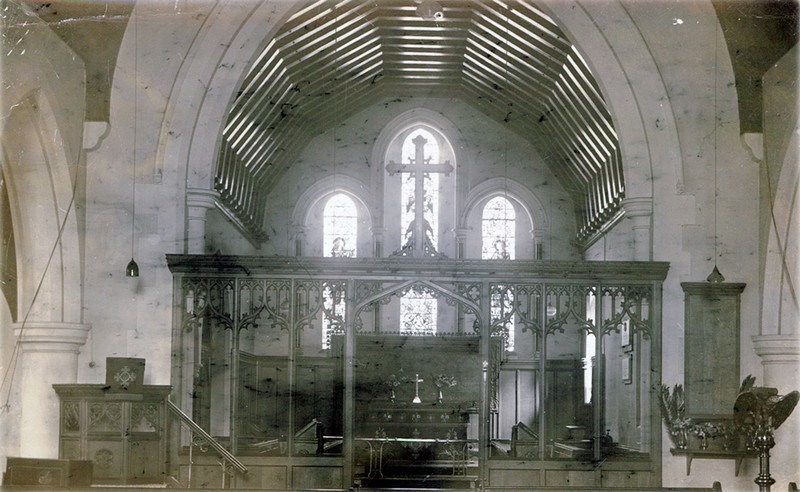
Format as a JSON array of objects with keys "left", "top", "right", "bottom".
[
  {"left": 621, "top": 197, "right": 653, "bottom": 219},
  {"left": 13, "top": 322, "right": 91, "bottom": 354},
  {"left": 186, "top": 188, "right": 220, "bottom": 210},
  {"left": 753, "top": 334, "right": 800, "bottom": 363},
  {"left": 453, "top": 227, "right": 470, "bottom": 239}
]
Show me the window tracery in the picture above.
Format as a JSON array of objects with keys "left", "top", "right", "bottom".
[
  {"left": 323, "top": 193, "right": 357, "bottom": 258},
  {"left": 484, "top": 196, "right": 516, "bottom": 350}
]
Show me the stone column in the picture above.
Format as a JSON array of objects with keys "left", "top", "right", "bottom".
[
  {"left": 186, "top": 188, "right": 219, "bottom": 254},
  {"left": 621, "top": 197, "right": 653, "bottom": 261},
  {"left": 532, "top": 228, "right": 548, "bottom": 260},
  {"left": 293, "top": 225, "right": 306, "bottom": 256},
  {"left": 12, "top": 322, "right": 90, "bottom": 458},
  {"left": 454, "top": 228, "right": 470, "bottom": 259},
  {"left": 371, "top": 226, "right": 386, "bottom": 258}
]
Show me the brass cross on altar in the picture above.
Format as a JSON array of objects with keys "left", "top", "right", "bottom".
[
  {"left": 412, "top": 373, "right": 423, "bottom": 404},
  {"left": 386, "top": 134, "right": 453, "bottom": 256}
]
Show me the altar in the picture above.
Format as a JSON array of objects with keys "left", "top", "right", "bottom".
[{"left": 346, "top": 334, "right": 483, "bottom": 484}]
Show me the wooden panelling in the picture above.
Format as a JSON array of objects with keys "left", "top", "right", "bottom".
[
  {"left": 291, "top": 465, "right": 343, "bottom": 489},
  {"left": 490, "top": 467, "right": 541, "bottom": 486},
  {"left": 235, "top": 465, "right": 288, "bottom": 490},
  {"left": 600, "top": 470, "right": 654, "bottom": 488},
  {"left": 545, "top": 469, "right": 597, "bottom": 487}
]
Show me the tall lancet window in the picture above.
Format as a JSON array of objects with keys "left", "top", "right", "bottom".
[
  {"left": 483, "top": 196, "right": 516, "bottom": 351},
  {"left": 323, "top": 193, "right": 357, "bottom": 258},
  {"left": 322, "top": 193, "right": 356, "bottom": 348},
  {"left": 482, "top": 196, "right": 516, "bottom": 260},
  {"left": 399, "top": 128, "right": 440, "bottom": 334},
  {"left": 400, "top": 129, "right": 440, "bottom": 250}
]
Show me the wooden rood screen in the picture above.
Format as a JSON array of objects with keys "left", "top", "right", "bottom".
[{"left": 167, "top": 255, "right": 668, "bottom": 489}]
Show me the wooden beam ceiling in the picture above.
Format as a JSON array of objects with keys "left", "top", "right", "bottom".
[{"left": 216, "top": 0, "right": 625, "bottom": 242}]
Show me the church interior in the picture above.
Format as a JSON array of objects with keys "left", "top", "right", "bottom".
[{"left": 0, "top": 0, "right": 798, "bottom": 490}]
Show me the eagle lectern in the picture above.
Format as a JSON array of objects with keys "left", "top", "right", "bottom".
[{"left": 733, "top": 381, "right": 799, "bottom": 492}]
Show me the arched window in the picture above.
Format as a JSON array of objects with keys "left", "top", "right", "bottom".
[
  {"left": 482, "top": 196, "right": 516, "bottom": 260},
  {"left": 398, "top": 128, "right": 442, "bottom": 333},
  {"left": 483, "top": 196, "right": 516, "bottom": 350},
  {"left": 400, "top": 128, "right": 440, "bottom": 250},
  {"left": 323, "top": 193, "right": 357, "bottom": 258},
  {"left": 322, "top": 193, "right": 356, "bottom": 348}
]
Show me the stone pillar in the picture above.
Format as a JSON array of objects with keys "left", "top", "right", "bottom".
[
  {"left": 12, "top": 322, "right": 90, "bottom": 458},
  {"left": 621, "top": 197, "right": 653, "bottom": 261},
  {"left": 186, "top": 188, "right": 219, "bottom": 254},
  {"left": 454, "top": 228, "right": 470, "bottom": 259},
  {"left": 753, "top": 335, "right": 800, "bottom": 388},
  {"left": 752, "top": 334, "right": 800, "bottom": 487},
  {"left": 532, "top": 228, "right": 548, "bottom": 260},
  {"left": 293, "top": 225, "right": 306, "bottom": 256},
  {"left": 371, "top": 227, "right": 386, "bottom": 258}
]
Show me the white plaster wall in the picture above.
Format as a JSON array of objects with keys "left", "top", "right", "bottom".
[
  {"left": 762, "top": 45, "right": 799, "bottom": 339},
  {"left": 757, "top": 44, "right": 800, "bottom": 487},
  {"left": 0, "top": 0, "right": 88, "bottom": 463},
  {"left": 579, "top": 1, "right": 785, "bottom": 488},
  {"left": 0, "top": 293, "right": 17, "bottom": 471},
  {"left": 79, "top": 2, "right": 215, "bottom": 385},
  {"left": 261, "top": 97, "right": 578, "bottom": 259}
]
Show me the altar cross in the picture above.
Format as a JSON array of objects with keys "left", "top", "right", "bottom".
[
  {"left": 386, "top": 134, "right": 453, "bottom": 257},
  {"left": 411, "top": 373, "right": 423, "bottom": 404}
]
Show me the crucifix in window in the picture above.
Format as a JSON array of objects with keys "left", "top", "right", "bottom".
[{"left": 386, "top": 133, "right": 453, "bottom": 257}]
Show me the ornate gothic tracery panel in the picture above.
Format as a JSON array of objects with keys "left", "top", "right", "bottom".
[{"left": 169, "top": 256, "right": 667, "bottom": 477}]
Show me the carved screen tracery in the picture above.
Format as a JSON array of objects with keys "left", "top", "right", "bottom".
[{"left": 169, "top": 256, "right": 666, "bottom": 472}]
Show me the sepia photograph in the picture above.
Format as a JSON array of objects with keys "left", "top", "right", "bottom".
[{"left": 0, "top": 0, "right": 797, "bottom": 490}]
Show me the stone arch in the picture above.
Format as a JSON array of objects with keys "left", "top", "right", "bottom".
[
  {"left": 290, "top": 174, "right": 375, "bottom": 256},
  {"left": 160, "top": 0, "right": 689, "bottom": 252},
  {"left": 761, "top": 127, "right": 799, "bottom": 336},
  {"left": 153, "top": 0, "right": 297, "bottom": 245},
  {"left": 541, "top": 0, "right": 684, "bottom": 203},
  {"left": 461, "top": 177, "right": 543, "bottom": 233},
  {"left": 0, "top": 90, "right": 82, "bottom": 322},
  {"left": 291, "top": 174, "right": 375, "bottom": 228}
]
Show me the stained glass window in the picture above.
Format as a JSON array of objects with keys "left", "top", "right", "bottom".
[
  {"left": 400, "top": 286, "right": 436, "bottom": 335},
  {"left": 484, "top": 196, "right": 516, "bottom": 350},
  {"left": 322, "top": 194, "right": 356, "bottom": 348},
  {"left": 399, "top": 128, "right": 440, "bottom": 333},
  {"left": 324, "top": 194, "right": 357, "bottom": 258},
  {"left": 322, "top": 281, "right": 346, "bottom": 350},
  {"left": 400, "top": 128, "right": 439, "bottom": 250},
  {"left": 482, "top": 196, "right": 515, "bottom": 260}
]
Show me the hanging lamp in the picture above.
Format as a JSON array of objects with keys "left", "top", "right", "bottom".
[{"left": 126, "top": 12, "right": 139, "bottom": 277}]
